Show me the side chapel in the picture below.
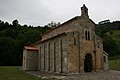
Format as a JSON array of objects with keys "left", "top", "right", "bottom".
[{"left": 22, "top": 4, "right": 109, "bottom": 74}]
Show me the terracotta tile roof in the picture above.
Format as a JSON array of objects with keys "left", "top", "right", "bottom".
[
  {"left": 29, "top": 16, "right": 95, "bottom": 47},
  {"left": 29, "top": 32, "right": 65, "bottom": 46},
  {"left": 29, "top": 16, "right": 80, "bottom": 47},
  {"left": 40, "top": 16, "right": 95, "bottom": 37},
  {"left": 24, "top": 46, "right": 38, "bottom": 51}
]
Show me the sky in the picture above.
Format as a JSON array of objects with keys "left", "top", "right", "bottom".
[{"left": 0, "top": 0, "right": 120, "bottom": 26}]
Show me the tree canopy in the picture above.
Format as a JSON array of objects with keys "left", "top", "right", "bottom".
[
  {"left": 96, "top": 20, "right": 120, "bottom": 56},
  {"left": 0, "top": 19, "right": 51, "bottom": 66}
]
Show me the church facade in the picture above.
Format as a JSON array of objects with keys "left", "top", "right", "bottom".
[{"left": 22, "top": 5, "right": 109, "bottom": 74}]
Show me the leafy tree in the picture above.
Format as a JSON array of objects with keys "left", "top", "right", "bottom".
[
  {"left": 0, "top": 19, "right": 51, "bottom": 66},
  {"left": 96, "top": 20, "right": 120, "bottom": 56},
  {"left": 12, "top": 19, "right": 19, "bottom": 27},
  {"left": 45, "top": 21, "right": 60, "bottom": 28},
  {"left": 103, "top": 34, "right": 118, "bottom": 56}
]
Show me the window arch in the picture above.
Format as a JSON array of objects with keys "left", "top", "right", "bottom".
[
  {"left": 85, "top": 30, "right": 90, "bottom": 41},
  {"left": 85, "top": 30, "right": 88, "bottom": 40},
  {"left": 88, "top": 31, "right": 90, "bottom": 41}
]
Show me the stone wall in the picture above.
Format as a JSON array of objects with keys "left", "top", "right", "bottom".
[
  {"left": 103, "top": 51, "right": 109, "bottom": 70},
  {"left": 41, "top": 17, "right": 80, "bottom": 40},
  {"left": 38, "top": 33, "right": 69, "bottom": 73},
  {"left": 23, "top": 50, "right": 38, "bottom": 70},
  {"left": 67, "top": 31, "right": 80, "bottom": 73},
  {"left": 36, "top": 17, "right": 104, "bottom": 73},
  {"left": 22, "top": 4, "right": 108, "bottom": 73},
  {"left": 22, "top": 49, "right": 27, "bottom": 70},
  {"left": 95, "top": 36, "right": 104, "bottom": 71}
]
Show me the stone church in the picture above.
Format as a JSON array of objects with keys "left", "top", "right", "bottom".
[{"left": 22, "top": 4, "right": 109, "bottom": 74}]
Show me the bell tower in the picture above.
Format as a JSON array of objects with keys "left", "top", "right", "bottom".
[{"left": 81, "top": 4, "right": 89, "bottom": 18}]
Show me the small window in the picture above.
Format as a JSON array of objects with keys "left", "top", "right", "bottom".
[
  {"left": 104, "top": 56, "right": 106, "bottom": 63},
  {"left": 85, "top": 31, "right": 88, "bottom": 40},
  {"left": 74, "top": 38, "right": 76, "bottom": 45},
  {"left": 85, "top": 30, "right": 90, "bottom": 41},
  {"left": 88, "top": 31, "right": 90, "bottom": 41}
]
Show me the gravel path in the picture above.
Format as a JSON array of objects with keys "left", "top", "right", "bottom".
[{"left": 27, "top": 70, "right": 120, "bottom": 80}]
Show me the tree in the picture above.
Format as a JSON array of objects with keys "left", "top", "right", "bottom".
[
  {"left": 103, "top": 34, "right": 118, "bottom": 56},
  {"left": 12, "top": 19, "right": 19, "bottom": 27},
  {"left": 45, "top": 21, "right": 60, "bottom": 28}
]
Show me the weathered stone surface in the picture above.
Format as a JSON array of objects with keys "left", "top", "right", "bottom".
[
  {"left": 22, "top": 4, "right": 109, "bottom": 74},
  {"left": 22, "top": 49, "right": 38, "bottom": 70}
]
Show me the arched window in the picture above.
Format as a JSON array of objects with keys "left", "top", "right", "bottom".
[
  {"left": 85, "top": 30, "right": 90, "bottom": 41},
  {"left": 88, "top": 31, "right": 90, "bottom": 41},
  {"left": 85, "top": 30, "right": 88, "bottom": 40}
]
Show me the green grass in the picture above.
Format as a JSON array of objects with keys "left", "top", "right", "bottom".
[
  {"left": 109, "top": 56, "right": 120, "bottom": 71},
  {"left": 0, "top": 66, "right": 41, "bottom": 80},
  {"left": 0, "top": 63, "right": 120, "bottom": 80}
]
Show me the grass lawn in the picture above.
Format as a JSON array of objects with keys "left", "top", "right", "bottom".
[
  {"left": 0, "top": 60, "right": 120, "bottom": 80},
  {"left": 0, "top": 66, "right": 41, "bottom": 80},
  {"left": 109, "top": 56, "right": 120, "bottom": 71}
]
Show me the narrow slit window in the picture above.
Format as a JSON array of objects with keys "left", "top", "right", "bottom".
[
  {"left": 88, "top": 31, "right": 90, "bottom": 41},
  {"left": 74, "top": 38, "right": 76, "bottom": 45},
  {"left": 85, "top": 30, "right": 90, "bottom": 41},
  {"left": 85, "top": 30, "right": 88, "bottom": 40}
]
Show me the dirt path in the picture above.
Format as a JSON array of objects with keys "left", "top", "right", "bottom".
[{"left": 27, "top": 70, "right": 120, "bottom": 80}]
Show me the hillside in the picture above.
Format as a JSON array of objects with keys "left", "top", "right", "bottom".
[
  {"left": 108, "top": 30, "right": 120, "bottom": 43},
  {"left": 96, "top": 20, "right": 120, "bottom": 56},
  {"left": 0, "top": 19, "right": 52, "bottom": 66},
  {"left": 108, "top": 30, "right": 120, "bottom": 50}
]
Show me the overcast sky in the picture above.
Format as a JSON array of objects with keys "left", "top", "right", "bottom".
[{"left": 0, "top": 0, "right": 120, "bottom": 26}]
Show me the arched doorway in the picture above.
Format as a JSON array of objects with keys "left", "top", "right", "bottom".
[{"left": 84, "top": 54, "right": 93, "bottom": 72}]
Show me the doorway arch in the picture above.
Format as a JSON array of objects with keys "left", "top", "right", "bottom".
[{"left": 84, "top": 54, "right": 93, "bottom": 72}]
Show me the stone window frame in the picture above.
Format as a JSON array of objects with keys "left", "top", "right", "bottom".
[
  {"left": 85, "top": 30, "right": 90, "bottom": 41},
  {"left": 88, "top": 31, "right": 90, "bottom": 41},
  {"left": 85, "top": 30, "right": 88, "bottom": 40}
]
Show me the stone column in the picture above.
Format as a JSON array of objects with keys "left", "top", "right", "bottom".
[
  {"left": 45, "top": 44, "right": 48, "bottom": 71},
  {"left": 48, "top": 43, "right": 50, "bottom": 71},
  {"left": 38, "top": 46, "right": 41, "bottom": 70},
  {"left": 41, "top": 45, "right": 44, "bottom": 71}
]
